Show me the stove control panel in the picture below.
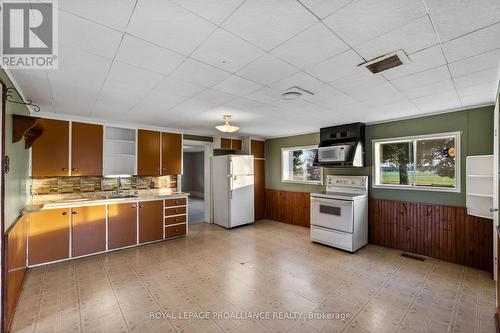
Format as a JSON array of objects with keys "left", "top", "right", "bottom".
[{"left": 326, "top": 176, "right": 368, "bottom": 190}]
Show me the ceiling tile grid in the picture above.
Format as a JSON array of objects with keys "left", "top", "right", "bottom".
[{"left": 9, "top": 0, "right": 500, "bottom": 137}]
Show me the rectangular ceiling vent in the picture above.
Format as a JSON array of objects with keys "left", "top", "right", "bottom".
[{"left": 361, "top": 50, "right": 410, "bottom": 74}]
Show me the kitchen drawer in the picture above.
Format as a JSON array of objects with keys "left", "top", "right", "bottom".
[
  {"left": 165, "top": 215, "right": 186, "bottom": 225},
  {"left": 165, "top": 197, "right": 186, "bottom": 207},
  {"left": 165, "top": 224, "right": 186, "bottom": 238},
  {"left": 166, "top": 206, "right": 186, "bottom": 216},
  {"left": 310, "top": 226, "right": 353, "bottom": 252}
]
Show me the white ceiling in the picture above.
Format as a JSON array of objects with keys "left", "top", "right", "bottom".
[{"left": 9, "top": 0, "right": 500, "bottom": 137}]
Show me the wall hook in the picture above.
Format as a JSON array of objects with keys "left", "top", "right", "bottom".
[{"left": 5, "top": 87, "right": 41, "bottom": 112}]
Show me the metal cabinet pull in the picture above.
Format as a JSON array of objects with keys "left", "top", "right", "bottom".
[
  {"left": 139, "top": 204, "right": 144, "bottom": 208},
  {"left": 71, "top": 168, "right": 79, "bottom": 171},
  {"left": 72, "top": 211, "right": 78, "bottom": 215},
  {"left": 132, "top": 204, "right": 137, "bottom": 208},
  {"left": 62, "top": 167, "right": 68, "bottom": 171},
  {"left": 62, "top": 211, "right": 68, "bottom": 215}
]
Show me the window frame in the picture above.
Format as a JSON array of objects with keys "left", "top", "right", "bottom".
[
  {"left": 281, "top": 145, "right": 323, "bottom": 185},
  {"left": 372, "top": 131, "right": 461, "bottom": 193}
]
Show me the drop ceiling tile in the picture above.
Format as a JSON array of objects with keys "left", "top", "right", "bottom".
[
  {"left": 131, "top": 90, "right": 187, "bottom": 116},
  {"left": 59, "top": 11, "right": 123, "bottom": 59},
  {"left": 456, "top": 81, "right": 498, "bottom": 99},
  {"left": 314, "top": 94, "right": 358, "bottom": 110},
  {"left": 442, "top": 23, "right": 500, "bottom": 62},
  {"left": 92, "top": 95, "right": 139, "bottom": 117},
  {"left": 100, "top": 79, "right": 151, "bottom": 103},
  {"left": 155, "top": 77, "right": 206, "bottom": 98},
  {"left": 425, "top": 0, "right": 500, "bottom": 42},
  {"left": 213, "top": 75, "right": 263, "bottom": 96},
  {"left": 195, "top": 88, "right": 238, "bottom": 106},
  {"left": 236, "top": 54, "right": 299, "bottom": 85},
  {"left": 355, "top": 16, "right": 439, "bottom": 60},
  {"left": 323, "top": 0, "right": 427, "bottom": 46},
  {"left": 391, "top": 65, "right": 451, "bottom": 91},
  {"left": 411, "top": 91, "right": 461, "bottom": 113},
  {"left": 459, "top": 92, "right": 496, "bottom": 106},
  {"left": 448, "top": 49, "right": 500, "bottom": 77},
  {"left": 168, "top": 58, "right": 231, "bottom": 88},
  {"left": 57, "top": 44, "right": 113, "bottom": 78},
  {"left": 191, "top": 29, "right": 265, "bottom": 73},
  {"left": 401, "top": 79, "right": 455, "bottom": 100},
  {"left": 382, "top": 45, "right": 446, "bottom": 80},
  {"left": 9, "top": 69, "right": 52, "bottom": 106},
  {"left": 298, "top": 0, "right": 353, "bottom": 19},
  {"left": 222, "top": 0, "right": 317, "bottom": 51},
  {"left": 170, "top": 0, "right": 245, "bottom": 25},
  {"left": 107, "top": 61, "right": 164, "bottom": 90},
  {"left": 329, "top": 70, "right": 385, "bottom": 94},
  {"left": 246, "top": 87, "right": 281, "bottom": 104},
  {"left": 453, "top": 67, "right": 500, "bottom": 90},
  {"left": 115, "top": 35, "right": 185, "bottom": 75},
  {"left": 271, "top": 22, "right": 349, "bottom": 69},
  {"left": 305, "top": 49, "right": 365, "bottom": 83},
  {"left": 127, "top": 0, "right": 217, "bottom": 55},
  {"left": 56, "top": 0, "right": 136, "bottom": 31}
]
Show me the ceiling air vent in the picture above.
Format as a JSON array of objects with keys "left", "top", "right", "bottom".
[
  {"left": 281, "top": 86, "right": 314, "bottom": 101},
  {"left": 361, "top": 50, "right": 410, "bottom": 74}
]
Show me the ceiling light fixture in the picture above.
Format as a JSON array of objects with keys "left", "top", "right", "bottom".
[{"left": 215, "top": 115, "right": 239, "bottom": 133}]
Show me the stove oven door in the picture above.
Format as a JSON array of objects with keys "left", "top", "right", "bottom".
[{"left": 311, "top": 197, "right": 354, "bottom": 233}]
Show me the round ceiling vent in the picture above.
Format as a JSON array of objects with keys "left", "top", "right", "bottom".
[{"left": 281, "top": 91, "right": 302, "bottom": 101}]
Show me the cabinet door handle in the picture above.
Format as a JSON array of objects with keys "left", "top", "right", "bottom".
[
  {"left": 72, "top": 211, "right": 78, "bottom": 215},
  {"left": 139, "top": 204, "right": 144, "bottom": 208},
  {"left": 62, "top": 211, "right": 68, "bottom": 215},
  {"left": 71, "top": 168, "right": 79, "bottom": 171},
  {"left": 62, "top": 167, "right": 68, "bottom": 171},
  {"left": 132, "top": 204, "right": 137, "bottom": 208},
  {"left": 162, "top": 168, "right": 166, "bottom": 171}
]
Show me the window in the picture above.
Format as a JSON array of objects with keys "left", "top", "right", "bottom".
[
  {"left": 281, "top": 146, "right": 322, "bottom": 184},
  {"left": 373, "top": 132, "right": 460, "bottom": 192}
]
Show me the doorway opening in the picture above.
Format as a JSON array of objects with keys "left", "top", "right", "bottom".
[{"left": 181, "top": 140, "right": 212, "bottom": 224}]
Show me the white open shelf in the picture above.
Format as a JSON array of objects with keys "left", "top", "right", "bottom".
[
  {"left": 104, "top": 127, "right": 137, "bottom": 176},
  {"left": 466, "top": 155, "right": 493, "bottom": 219}
]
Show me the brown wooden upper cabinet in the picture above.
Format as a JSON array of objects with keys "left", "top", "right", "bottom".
[
  {"left": 162, "top": 132, "right": 182, "bottom": 175},
  {"left": 251, "top": 140, "right": 265, "bottom": 159},
  {"left": 108, "top": 203, "right": 137, "bottom": 250},
  {"left": 32, "top": 119, "right": 69, "bottom": 176},
  {"left": 28, "top": 208, "right": 70, "bottom": 265},
  {"left": 71, "top": 205, "right": 106, "bottom": 257},
  {"left": 137, "top": 129, "right": 161, "bottom": 176},
  {"left": 71, "top": 122, "right": 103, "bottom": 176},
  {"left": 220, "top": 138, "right": 242, "bottom": 150},
  {"left": 139, "top": 200, "right": 163, "bottom": 243},
  {"left": 138, "top": 130, "right": 182, "bottom": 176}
]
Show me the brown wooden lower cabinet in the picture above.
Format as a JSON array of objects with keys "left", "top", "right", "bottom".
[
  {"left": 28, "top": 208, "right": 70, "bottom": 265},
  {"left": 165, "top": 224, "right": 186, "bottom": 238},
  {"left": 139, "top": 200, "right": 163, "bottom": 243},
  {"left": 254, "top": 159, "right": 265, "bottom": 220},
  {"left": 71, "top": 205, "right": 106, "bottom": 257},
  {"left": 108, "top": 203, "right": 137, "bottom": 250},
  {"left": 166, "top": 206, "right": 186, "bottom": 216},
  {"left": 5, "top": 215, "right": 28, "bottom": 333}
]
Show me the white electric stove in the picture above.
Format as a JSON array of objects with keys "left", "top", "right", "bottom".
[{"left": 310, "top": 175, "right": 368, "bottom": 252}]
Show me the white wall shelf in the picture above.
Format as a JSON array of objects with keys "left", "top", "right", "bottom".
[
  {"left": 103, "top": 126, "right": 137, "bottom": 176},
  {"left": 466, "top": 155, "right": 493, "bottom": 219}
]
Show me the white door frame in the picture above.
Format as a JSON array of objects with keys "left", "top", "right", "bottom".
[{"left": 183, "top": 139, "right": 213, "bottom": 223}]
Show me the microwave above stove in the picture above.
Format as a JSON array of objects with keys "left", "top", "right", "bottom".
[{"left": 314, "top": 123, "right": 365, "bottom": 167}]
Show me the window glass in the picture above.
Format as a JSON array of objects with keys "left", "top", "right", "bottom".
[{"left": 282, "top": 146, "right": 322, "bottom": 184}]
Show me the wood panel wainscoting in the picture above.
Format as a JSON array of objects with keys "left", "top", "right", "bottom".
[
  {"left": 265, "top": 189, "right": 493, "bottom": 273},
  {"left": 4, "top": 214, "right": 29, "bottom": 332}
]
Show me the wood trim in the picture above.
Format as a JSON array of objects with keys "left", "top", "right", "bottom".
[
  {"left": 3, "top": 215, "right": 28, "bottom": 333},
  {"left": 265, "top": 189, "right": 493, "bottom": 272},
  {"left": 1, "top": 80, "right": 6, "bottom": 333},
  {"left": 265, "top": 189, "right": 310, "bottom": 227}
]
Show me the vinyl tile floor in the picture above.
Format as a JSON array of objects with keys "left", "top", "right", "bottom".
[{"left": 11, "top": 220, "right": 496, "bottom": 333}]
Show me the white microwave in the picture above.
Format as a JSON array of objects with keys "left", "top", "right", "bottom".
[{"left": 317, "top": 144, "right": 354, "bottom": 163}]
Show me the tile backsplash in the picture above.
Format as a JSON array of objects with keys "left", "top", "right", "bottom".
[{"left": 32, "top": 175, "right": 177, "bottom": 197}]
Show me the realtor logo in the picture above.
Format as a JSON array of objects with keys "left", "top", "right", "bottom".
[{"left": 0, "top": 0, "right": 58, "bottom": 68}]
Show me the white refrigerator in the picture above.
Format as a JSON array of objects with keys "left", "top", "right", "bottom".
[{"left": 213, "top": 155, "right": 255, "bottom": 228}]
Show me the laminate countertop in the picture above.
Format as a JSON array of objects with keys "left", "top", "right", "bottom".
[{"left": 25, "top": 192, "right": 189, "bottom": 212}]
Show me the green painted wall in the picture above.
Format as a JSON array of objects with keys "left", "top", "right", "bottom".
[
  {"left": 265, "top": 106, "right": 494, "bottom": 207},
  {"left": 1, "top": 68, "right": 31, "bottom": 230}
]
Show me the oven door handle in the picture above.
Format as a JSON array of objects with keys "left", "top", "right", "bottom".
[{"left": 312, "top": 197, "right": 353, "bottom": 207}]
